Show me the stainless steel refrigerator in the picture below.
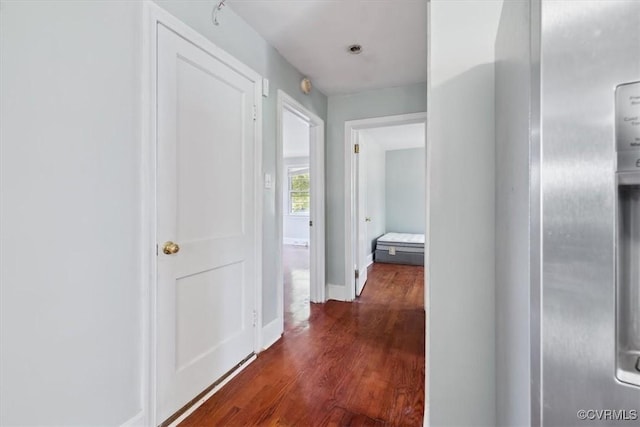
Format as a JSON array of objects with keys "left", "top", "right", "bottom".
[
  {"left": 539, "top": 1, "right": 640, "bottom": 424},
  {"left": 496, "top": 1, "right": 640, "bottom": 425}
]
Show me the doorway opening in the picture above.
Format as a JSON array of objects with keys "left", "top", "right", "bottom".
[
  {"left": 344, "top": 113, "right": 427, "bottom": 300},
  {"left": 274, "top": 91, "right": 325, "bottom": 339},
  {"left": 282, "top": 109, "right": 311, "bottom": 330}
]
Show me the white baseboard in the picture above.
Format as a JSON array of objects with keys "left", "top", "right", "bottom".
[
  {"left": 283, "top": 237, "right": 309, "bottom": 247},
  {"left": 261, "top": 317, "right": 283, "bottom": 350},
  {"left": 366, "top": 253, "right": 373, "bottom": 267},
  {"left": 167, "top": 355, "right": 257, "bottom": 427},
  {"left": 120, "top": 411, "right": 145, "bottom": 427},
  {"left": 327, "top": 283, "right": 348, "bottom": 301}
]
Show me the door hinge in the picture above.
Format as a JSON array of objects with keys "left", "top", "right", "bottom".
[
  {"left": 355, "top": 269, "right": 359, "bottom": 279},
  {"left": 252, "top": 310, "right": 257, "bottom": 327},
  {"left": 354, "top": 143, "right": 360, "bottom": 154},
  {"left": 156, "top": 244, "right": 158, "bottom": 256},
  {"left": 309, "top": 220, "right": 313, "bottom": 227},
  {"left": 253, "top": 105, "right": 257, "bottom": 121}
]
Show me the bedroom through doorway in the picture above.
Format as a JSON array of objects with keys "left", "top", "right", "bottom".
[{"left": 345, "top": 113, "right": 427, "bottom": 299}]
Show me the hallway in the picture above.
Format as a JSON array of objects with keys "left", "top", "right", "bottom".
[{"left": 180, "top": 262, "right": 425, "bottom": 426}]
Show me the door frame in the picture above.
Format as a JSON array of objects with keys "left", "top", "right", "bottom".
[
  {"left": 344, "top": 112, "right": 427, "bottom": 301},
  {"left": 275, "top": 90, "right": 326, "bottom": 337},
  {"left": 141, "top": 2, "right": 263, "bottom": 425}
]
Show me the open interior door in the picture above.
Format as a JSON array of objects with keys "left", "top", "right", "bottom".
[{"left": 356, "top": 141, "right": 368, "bottom": 296}]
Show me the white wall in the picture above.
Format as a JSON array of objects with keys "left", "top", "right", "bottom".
[
  {"left": 427, "top": 1, "right": 503, "bottom": 425},
  {"left": 385, "top": 148, "right": 425, "bottom": 234},
  {"left": 282, "top": 110, "right": 311, "bottom": 246},
  {"left": 326, "top": 83, "right": 427, "bottom": 287},
  {"left": 494, "top": 1, "right": 532, "bottom": 425},
  {"left": 283, "top": 110, "right": 309, "bottom": 158},
  {"left": 283, "top": 157, "right": 310, "bottom": 245},
  {"left": 0, "top": 1, "right": 143, "bottom": 425}
]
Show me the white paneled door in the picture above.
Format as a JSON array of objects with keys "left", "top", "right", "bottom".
[{"left": 156, "top": 24, "right": 258, "bottom": 422}]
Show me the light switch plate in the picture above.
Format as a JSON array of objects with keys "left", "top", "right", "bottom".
[
  {"left": 264, "top": 173, "right": 272, "bottom": 189},
  {"left": 262, "top": 78, "right": 269, "bottom": 97}
]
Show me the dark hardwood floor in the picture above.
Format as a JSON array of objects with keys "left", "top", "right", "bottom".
[{"left": 180, "top": 253, "right": 425, "bottom": 426}]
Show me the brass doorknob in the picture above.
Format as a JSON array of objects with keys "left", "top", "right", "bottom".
[{"left": 163, "top": 241, "right": 180, "bottom": 255}]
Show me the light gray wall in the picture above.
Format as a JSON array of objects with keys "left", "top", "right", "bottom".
[
  {"left": 428, "top": 64, "right": 496, "bottom": 427},
  {"left": 283, "top": 156, "right": 310, "bottom": 244},
  {"left": 0, "top": 1, "right": 328, "bottom": 424},
  {"left": 153, "top": 0, "right": 328, "bottom": 324},
  {"left": 427, "top": 1, "right": 502, "bottom": 425},
  {"left": 326, "top": 83, "right": 427, "bottom": 286},
  {"left": 0, "top": 1, "right": 142, "bottom": 425},
  {"left": 494, "top": 1, "right": 532, "bottom": 426},
  {"left": 385, "top": 148, "right": 425, "bottom": 234},
  {"left": 363, "top": 142, "right": 386, "bottom": 254}
]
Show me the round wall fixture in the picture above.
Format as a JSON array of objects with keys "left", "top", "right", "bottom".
[
  {"left": 348, "top": 44, "right": 362, "bottom": 54},
  {"left": 300, "top": 77, "right": 312, "bottom": 95}
]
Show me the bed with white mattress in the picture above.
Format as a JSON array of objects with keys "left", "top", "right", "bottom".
[{"left": 374, "top": 232, "right": 425, "bottom": 266}]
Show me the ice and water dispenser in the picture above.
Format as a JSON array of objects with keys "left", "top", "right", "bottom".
[{"left": 615, "top": 81, "right": 640, "bottom": 387}]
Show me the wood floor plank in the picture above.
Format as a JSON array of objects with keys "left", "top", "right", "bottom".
[{"left": 180, "top": 254, "right": 425, "bottom": 427}]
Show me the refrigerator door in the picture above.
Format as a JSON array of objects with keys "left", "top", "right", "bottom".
[{"left": 540, "top": 1, "right": 640, "bottom": 425}]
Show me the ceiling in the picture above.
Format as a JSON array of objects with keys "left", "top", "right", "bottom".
[
  {"left": 227, "top": 0, "right": 427, "bottom": 95},
  {"left": 359, "top": 123, "right": 425, "bottom": 151}
]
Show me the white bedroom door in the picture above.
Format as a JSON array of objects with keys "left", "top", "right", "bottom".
[
  {"left": 156, "top": 24, "right": 258, "bottom": 422},
  {"left": 356, "top": 141, "right": 368, "bottom": 296}
]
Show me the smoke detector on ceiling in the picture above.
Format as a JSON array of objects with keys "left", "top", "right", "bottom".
[{"left": 348, "top": 44, "right": 363, "bottom": 54}]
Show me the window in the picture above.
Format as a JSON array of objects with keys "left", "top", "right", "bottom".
[{"left": 288, "top": 166, "right": 310, "bottom": 215}]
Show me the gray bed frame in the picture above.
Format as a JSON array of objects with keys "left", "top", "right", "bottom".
[{"left": 374, "top": 249, "right": 424, "bottom": 266}]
